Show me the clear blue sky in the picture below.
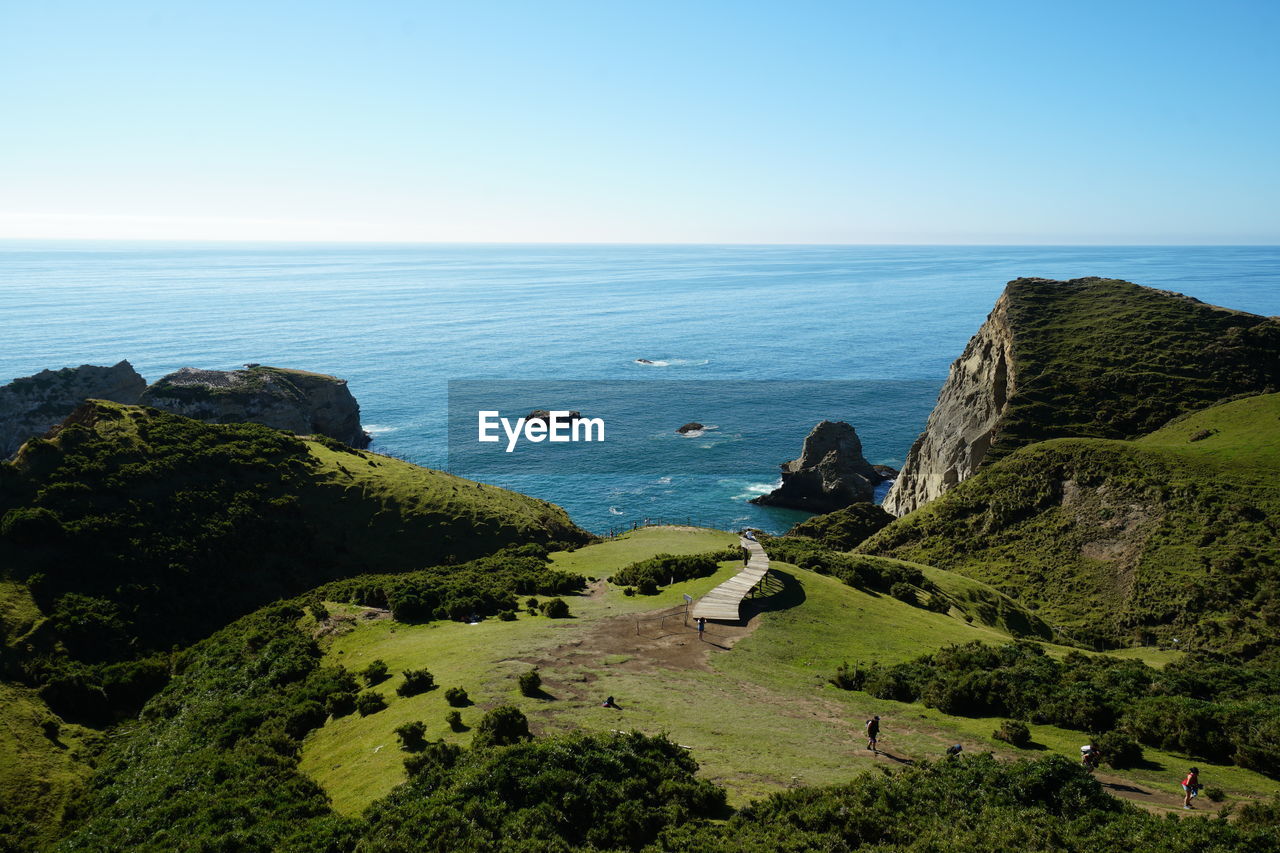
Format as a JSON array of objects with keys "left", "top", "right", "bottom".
[{"left": 1, "top": 1, "right": 1277, "bottom": 243}]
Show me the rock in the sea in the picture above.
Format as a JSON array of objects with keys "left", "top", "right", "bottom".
[
  {"left": 676, "top": 422, "right": 704, "bottom": 434},
  {"left": 140, "top": 366, "right": 371, "bottom": 448},
  {"left": 750, "top": 421, "right": 883, "bottom": 513},
  {"left": 0, "top": 360, "right": 146, "bottom": 457},
  {"left": 525, "top": 409, "right": 582, "bottom": 424},
  {"left": 872, "top": 464, "right": 899, "bottom": 480}
]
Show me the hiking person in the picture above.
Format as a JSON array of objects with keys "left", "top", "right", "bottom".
[
  {"left": 866, "top": 715, "right": 880, "bottom": 753},
  {"left": 945, "top": 744, "right": 963, "bottom": 759},
  {"left": 602, "top": 696, "right": 620, "bottom": 709},
  {"left": 697, "top": 617, "right": 706, "bottom": 640},
  {"left": 1080, "top": 743, "right": 1100, "bottom": 771},
  {"left": 1182, "top": 767, "right": 1200, "bottom": 809}
]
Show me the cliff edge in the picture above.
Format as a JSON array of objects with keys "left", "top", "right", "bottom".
[
  {"left": 140, "top": 365, "right": 372, "bottom": 447},
  {"left": 0, "top": 360, "right": 146, "bottom": 457},
  {"left": 884, "top": 277, "right": 1280, "bottom": 516}
]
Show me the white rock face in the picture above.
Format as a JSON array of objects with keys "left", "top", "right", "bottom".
[
  {"left": 0, "top": 361, "right": 146, "bottom": 457},
  {"left": 883, "top": 293, "right": 1016, "bottom": 516}
]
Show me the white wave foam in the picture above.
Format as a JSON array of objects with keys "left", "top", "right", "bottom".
[
  {"left": 364, "top": 424, "right": 399, "bottom": 435},
  {"left": 608, "top": 506, "right": 624, "bottom": 515},
  {"left": 633, "top": 358, "right": 709, "bottom": 367},
  {"left": 657, "top": 476, "right": 672, "bottom": 484}
]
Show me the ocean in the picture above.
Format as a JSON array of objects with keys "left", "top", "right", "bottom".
[{"left": 4, "top": 242, "right": 1280, "bottom": 535}]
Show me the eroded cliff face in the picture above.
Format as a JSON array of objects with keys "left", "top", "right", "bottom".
[
  {"left": 751, "top": 420, "right": 883, "bottom": 513},
  {"left": 140, "top": 366, "right": 371, "bottom": 447},
  {"left": 883, "top": 293, "right": 1015, "bottom": 516},
  {"left": 0, "top": 360, "right": 146, "bottom": 457}
]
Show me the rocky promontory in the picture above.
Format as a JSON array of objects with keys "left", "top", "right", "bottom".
[
  {"left": 0, "top": 360, "right": 147, "bottom": 457},
  {"left": 140, "top": 366, "right": 372, "bottom": 447},
  {"left": 883, "top": 277, "right": 1280, "bottom": 516},
  {"left": 750, "top": 420, "right": 884, "bottom": 513}
]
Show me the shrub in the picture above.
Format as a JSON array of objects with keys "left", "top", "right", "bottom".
[
  {"left": 446, "top": 710, "right": 465, "bottom": 731},
  {"left": 362, "top": 659, "right": 389, "bottom": 686},
  {"left": 397, "top": 668, "right": 435, "bottom": 697},
  {"left": 308, "top": 600, "right": 330, "bottom": 622},
  {"left": 518, "top": 668, "right": 542, "bottom": 697},
  {"left": 611, "top": 549, "right": 737, "bottom": 590},
  {"left": 830, "top": 662, "right": 864, "bottom": 691},
  {"left": 471, "top": 705, "right": 533, "bottom": 748},
  {"left": 498, "top": 609, "right": 517, "bottom": 621},
  {"left": 403, "top": 740, "right": 462, "bottom": 777},
  {"left": 1205, "top": 786, "right": 1226, "bottom": 803},
  {"left": 525, "top": 597, "right": 539, "bottom": 611},
  {"left": 994, "top": 720, "right": 1032, "bottom": 748},
  {"left": 637, "top": 579, "right": 659, "bottom": 595},
  {"left": 539, "top": 598, "right": 570, "bottom": 618},
  {"left": 1095, "top": 730, "right": 1144, "bottom": 769},
  {"left": 623, "top": 587, "right": 636, "bottom": 596},
  {"left": 356, "top": 691, "right": 386, "bottom": 716},
  {"left": 444, "top": 686, "right": 469, "bottom": 707},
  {"left": 889, "top": 582, "right": 917, "bottom": 605},
  {"left": 325, "top": 690, "right": 357, "bottom": 718},
  {"left": 395, "top": 720, "right": 428, "bottom": 752}
]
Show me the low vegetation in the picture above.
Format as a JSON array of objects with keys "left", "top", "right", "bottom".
[
  {"left": 610, "top": 548, "right": 743, "bottom": 592},
  {"left": 785, "top": 501, "right": 895, "bottom": 550},
  {"left": 832, "top": 640, "right": 1280, "bottom": 776}
]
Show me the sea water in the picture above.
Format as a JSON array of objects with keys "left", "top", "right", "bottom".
[{"left": 4, "top": 242, "right": 1279, "bottom": 534}]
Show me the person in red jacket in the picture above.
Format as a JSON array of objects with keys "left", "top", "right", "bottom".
[{"left": 1182, "top": 767, "right": 1200, "bottom": 809}]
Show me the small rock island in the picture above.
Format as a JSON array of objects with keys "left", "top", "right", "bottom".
[{"left": 750, "top": 420, "right": 885, "bottom": 513}]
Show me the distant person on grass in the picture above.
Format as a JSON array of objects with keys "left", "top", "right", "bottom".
[
  {"left": 866, "top": 715, "right": 880, "bottom": 753},
  {"left": 1182, "top": 767, "right": 1200, "bottom": 809},
  {"left": 697, "top": 617, "right": 706, "bottom": 641},
  {"left": 602, "top": 696, "right": 620, "bottom": 709}
]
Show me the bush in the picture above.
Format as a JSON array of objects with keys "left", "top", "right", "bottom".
[
  {"left": 325, "top": 690, "right": 356, "bottom": 718},
  {"left": 889, "top": 582, "right": 917, "bottom": 605},
  {"left": 1095, "top": 730, "right": 1144, "bottom": 769},
  {"left": 308, "top": 600, "right": 330, "bottom": 622},
  {"left": 446, "top": 710, "right": 465, "bottom": 731},
  {"left": 395, "top": 720, "right": 428, "bottom": 752},
  {"left": 623, "top": 587, "right": 636, "bottom": 596},
  {"left": 1205, "top": 786, "right": 1226, "bottom": 803},
  {"left": 637, "top": 579, "right": 659, "bottom": 595},
  {"left": 403, "top": 740, "right": 462, "bottom": 777},
  {"left": 498, "top": 609, "right": 517, "bottom": 621},
  {"left": 397, "top": 668, "right": 435, "bottom": 697},
  {"left": 539, "top": 598, "right": 570, "bottom": 618},
  {"left": 356, "top": 691, "right": 386, "bottom": 716},
  {"left": 611, "top": 549, "right": 738, "bottom": 591},
  {"left": 444, "top": 686, "right": 469, "bottom": 707},
  {"left": 994, "top": 720, "right": 1032, "bottom": 748},
  {"left": 471, "top": 705, "right": 533, "bottom": 748},
  {"left": 518, "top": 668, "right": 542, "bottom": 697},
  {"left": 830, "top": 662, "right": 864, "bottom": 691},
  {"left": 362, "top": 659, "right": 389, "bottom": 686}
]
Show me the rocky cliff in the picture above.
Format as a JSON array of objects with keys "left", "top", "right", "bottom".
[
  {"left": 0, "top": 360, "right": 146, "bottom": 457},
  {"left": 751, "top": 420, "right": 883, "bottom": 513},
  {"left": 883, "top": 293, "right": 1015, "bottom": 515},
  {"left": 883, "top": 277, "right": 1280, "bottom": 516},
  {"left": 140, "top": 366, "right": 371, "bottom": 447}
]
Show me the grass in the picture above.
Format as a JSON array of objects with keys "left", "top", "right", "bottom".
[
  {"left": 988, "top": 277, "right": 1280, "bottom": 462},
  {"left": 0, "top": 683, "right": 98, "bottom": 847},
  {"left": 862, "top": 393, "right": 1280, "bottom": 654},
  {"left": 299, "top": 527, "right": 1266, "bottom": 816}
]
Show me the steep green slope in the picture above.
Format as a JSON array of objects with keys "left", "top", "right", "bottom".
[
  {"left": 991, "top": 277, "right": 1280, "bottom": 461},
  {"left": 0, "top": 401, "right": 587, "bottom": 847},
  {"left": 863, "top": 393, "right": 1280, "bottom": 656}
]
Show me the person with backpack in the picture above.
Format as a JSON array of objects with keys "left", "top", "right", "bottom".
[
  {"left": 1182, "top": 767, "right": 1200, "bottom": 809},
  {"left": 865, "top": 715, "right": 880, "bottom": 754}
]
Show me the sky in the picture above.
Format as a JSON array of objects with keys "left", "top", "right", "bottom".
[{"left": 1, "top": 0, "right": 1277, "bottom": 244}]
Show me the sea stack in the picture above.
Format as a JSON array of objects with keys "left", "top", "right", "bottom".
[{"left": 750, "top": 420, "right": 883, "bottom": 513}]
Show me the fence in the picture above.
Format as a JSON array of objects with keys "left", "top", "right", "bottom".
[{"left": 601, "top": 517, "right": 752, "bottom": 539}]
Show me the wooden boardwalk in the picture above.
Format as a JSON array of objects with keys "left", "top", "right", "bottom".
[{"left": 690, "top": 535, "right": 769, "bottom": 622}]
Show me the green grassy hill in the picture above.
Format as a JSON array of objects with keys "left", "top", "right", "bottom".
[
  {"left": 0, "top": 401, "right": 587, "bottom": 848},
  {"left": 862, "top": 392, "right": 1280, "bottom": 656},
  {"left": 295, "top": 528, "right": 1280, "bottom": 816},
  {"left": 987, "top": 277, "right": 1280, "bottom": 462}
]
